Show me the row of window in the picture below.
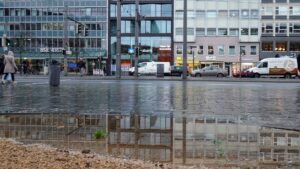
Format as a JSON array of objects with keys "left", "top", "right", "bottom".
[
  {"left": 176, "top": 45, "right": 257, "bottom": 56},
  {"left": 262, "top": 23, "right": 300, "bottom": 34},
  {"left": 175, "top": 9, "right": 259, "bottom": 19},
  {"left": 175, "top": 28, "right": 259, "bottom": 36},
  {"left": 111, "top": 20, "right": 172, "bottom": 34},
  {"left": 0, "top": 23, "right": 106, "bottom": 31},
  {"left": 110, "top": 4, "right": 172, "bottom": 17},
  {"left": 262, "top": 6, "right": 300, "bottom": 16},
  {"left": 0, "top": 8, "right": 106, "bottom": 17},
  {"left": 262, "top": 41, "right": 300, "bottom": 51},
  {"left": 1, "top": 0, "right": 105, "bottom": 7},
  {"left": 7, "top": 38, "right": 103, "bottom": 49}
]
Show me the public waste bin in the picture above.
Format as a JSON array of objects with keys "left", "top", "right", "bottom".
[
  {"left": 49, "top": 60, "right": 60, "bottom": 86},
  {"left": 157, "top": 64, "right": 164, "bottom": 77}
]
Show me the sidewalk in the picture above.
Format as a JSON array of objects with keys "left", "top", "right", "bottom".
[{"left": 15, "top": 74, "right": 300, "bottom": 83}]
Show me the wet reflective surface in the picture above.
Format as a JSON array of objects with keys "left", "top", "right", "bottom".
[{"left": 0, "top": 79, "right": 300, "bottom": 168}]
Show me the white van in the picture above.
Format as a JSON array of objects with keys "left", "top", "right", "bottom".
[
  {"left": 129, "top": 61, "right": 171, "bottom": 76},
  {"left": 248, "top": 56, "right": 299, "bottom": 78}
]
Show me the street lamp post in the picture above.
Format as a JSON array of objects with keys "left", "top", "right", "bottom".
[
  {"left": 116, "top": 0, "right": 122, "bottom": 79},
  {"left": 134, "top": 0, "right": 140, "bottom": 79},
  {"left": 182, "top": 0, "right": 187, "bottom": 80}
]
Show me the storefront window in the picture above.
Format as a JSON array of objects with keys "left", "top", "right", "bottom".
[
  {"left": 176, "top": 45, "right": 183, "bottom": 54},
  {"left": 290, "top": 42, "right": 300, "bottom": 51},
  {"left": 275, "top": 42, "right": 287, "bottom": 51},
  {"left": 262, "top": 42, "right": 273, "bottom": 51}
]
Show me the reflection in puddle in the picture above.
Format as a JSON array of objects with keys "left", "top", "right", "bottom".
[{"left": 0, "top": 113, "right": 299, "bottom": 168}]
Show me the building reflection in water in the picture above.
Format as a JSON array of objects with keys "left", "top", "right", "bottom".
[{"left": 0, "top": 113, "right": 299, "bottom": 168}]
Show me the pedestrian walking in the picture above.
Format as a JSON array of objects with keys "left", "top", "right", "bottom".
[
  {"left": 0, "top": 54, "right": 5, "bottom": 83},
  {"left": 77, "top": 58, "right": 86, "bottom": 76},
  {"left": 2, "top": 51, "right": 18, "bottom": 85}
]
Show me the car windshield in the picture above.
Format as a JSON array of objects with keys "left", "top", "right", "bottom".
[
  {"left": 138, "top": 63, "right": 147, "bottom": 68},
  {"left": 255, "top": 62, "right": 261, "bottom": 67}
]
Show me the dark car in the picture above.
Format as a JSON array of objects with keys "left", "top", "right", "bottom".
[
  {"left": 233, "top": 70, "right": 254, "bottom": 78},
  {"left": 170, "top": 66, "right": 188, "bottom": 76}
]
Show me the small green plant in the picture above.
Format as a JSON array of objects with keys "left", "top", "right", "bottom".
[{"left": 93, "top": 130, "right": 106, "bottom": 140}]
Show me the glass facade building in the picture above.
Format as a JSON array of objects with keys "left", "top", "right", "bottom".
[
  {"left": 108, "top": 0, "right": 173, "bottom": 75},
  {"left": 0, "top": 0, "right": 107, "bottom": 73}
]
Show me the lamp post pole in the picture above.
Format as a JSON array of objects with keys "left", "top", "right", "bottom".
[
  {"left": 182, "top": 0, "right": 187, "bottom": 80},
  {"left": 134, "top": 0, "right": 140, "bottom": 79},
  {"left": 116, "top": 0, "right": 122, "bottom": 79}
]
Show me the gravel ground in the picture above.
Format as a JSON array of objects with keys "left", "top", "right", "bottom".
[{"left": 0, "top": 139, "right": 204, "bottom": 169}]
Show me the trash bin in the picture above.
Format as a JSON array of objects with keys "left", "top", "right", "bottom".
[
  {"left": 49, "top": 60, "right": 60, "bottom": 86},
  {"left": 157, "top": 64, "right": 164, "bottom": 78}
]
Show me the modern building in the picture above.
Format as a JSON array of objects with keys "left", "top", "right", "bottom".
[
  {"left": 0, "top": 0, "right": 107, "bottom": 74},
  {"left": 108, "top": 0, "right": 173, "bottom": 75},
  {"left": 261, "top": 0, "right": 300, "bottom": 59},
  {"left": 174, "top": 0, "right": 261, "bottom": 76}
]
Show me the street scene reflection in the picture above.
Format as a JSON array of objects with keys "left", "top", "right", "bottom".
[{"left": 0, "top": 113, "right": 299, "bottom": 168}]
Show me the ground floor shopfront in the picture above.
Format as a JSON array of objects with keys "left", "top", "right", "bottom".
[{"left": 1, "top": 48, "right": 106, "bottom": 75}]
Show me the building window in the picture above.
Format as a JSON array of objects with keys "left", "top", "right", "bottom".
[
  {"left": 121, "top": 20, "right": 133, "bottom": 33},
  {"left": 218, "top": 10, "right": 228, "bottom": 17},
  {"left": 176, "top": 45, "right": 183, "bottom": 54},
  {"left": 241, "top": 9, "right": 249, "bottom": 18},
  {"left": 262, "top": 42, "right": 273, "bottom": 51},
  {"left": 251, "top": 9, "right": 259, "bottom": 18},
  {"left": 229, "top": 10, "right": 239, "bottom": 17},
  {"left": 289, "top": 23, "right": 300, "bottom": 34},
  {"left": 275, "top": 23, "right": 287, "bottom": 34},
  {"left": 206, "top": 10, "right": 217, "bottom": 18},
  {"left": 208, "top": 46, "right": 214, "bottom": 55},
  {"left": 176, "top": 10, "right": 183, "bottom": 18},
  {"left": 290, "top": 6, "right": 300, "bottom": 15},
  {"left": 207, "top": 28, "right": 216, "bottom": 36},
  {"left": 229, "top": 28, "right": 239, "bottom": 36},
  {"left": 276, "top": 6, "right": 288, "bottom": 15},
  {"left": 195, "top": 10, "right": 205, "bottom": 17},
  {"left": 176, "top": 28, "right": 183, "bottom": 35},
  {"left": 229, "top": 46, "right": 236, "bottom": 55},
  {"left": 240, "top": 46, "right": 246, "bottom": 55},
  {"left": 275, "top": 42, "right": 287, "bottom": 51},
  {"left": 262, "top": 23, "right": 273, "bottom": 34},
  {"left": 187, "top": 28, "right": 194, "bottom": 35},
  {"left": 196, "top": 28, "right": 205, "bottom": 36},
  {"left": 187, "top": 10, "right": 195, "bottom": 18},
  {"left": 290, "top": 42, "right": 300, "bottom": 51},
  {"left": 218, "top": 28, "right": 228, "bottom": 36},
  {"left": 218, "top": 45, "right": 225, "bottom": 55},
  {"left": 251, "top": 28, "right": 258, "bottom": 35},
  {"left": 250, "top": 46, "right": 257, "bottom": 55},
  {"left": 198, "top": 45, "right": 204, "bottom": 54},
  {"left": 241, "top": 28, "right": 249, "bottom": 35}
]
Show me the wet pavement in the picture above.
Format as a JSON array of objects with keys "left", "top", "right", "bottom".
[
  {"left": 1, "top": 79, "right": 300, "bottom": 168},
  {"left": 1, "top": 79, "right": 300, "bottom": 130}
]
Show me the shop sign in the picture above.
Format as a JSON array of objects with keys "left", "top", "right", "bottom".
[
  {"left": 40, "top": 47, "right": 64, "bottom": 53},
  {"left": 205, "top": 56, "right": 216, "bottom": 60}
]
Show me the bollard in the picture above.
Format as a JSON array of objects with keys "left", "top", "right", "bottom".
[{"left": 49, "top": 60, "right": 60, "bottom": 86}]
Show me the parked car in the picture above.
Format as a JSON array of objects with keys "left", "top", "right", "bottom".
[
  {"left": 233, "top": 70, "right": 254, "bottom": 78},
  {"left": 170, "top": 66, "right": 189, "bottom": 76},
  {"left": 191, "top": 66, "right": 228, "bottom": 77}
]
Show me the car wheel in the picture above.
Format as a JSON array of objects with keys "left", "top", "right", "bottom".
[
  {"left": 217, "top": 73, "right": 224, "bottom": 77},
  {"left": 254, "top": 73, "right": 260, "bottom": 78},
  {"left": 285, "top": 73, "right": 292, "bottom": 79}
]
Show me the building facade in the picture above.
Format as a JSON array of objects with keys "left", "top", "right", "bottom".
[
  {"left": 261, "top": 0, "right": 300, "bottom": 59},
  {"left": 108, "top": 0, "right": 173, "bottom": 75},
  {"left": 174, "top": 0, "right": 261, "bottom": 76},
  {"left": 0, "top": 0, "right": 107, "bottom": 74}
]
